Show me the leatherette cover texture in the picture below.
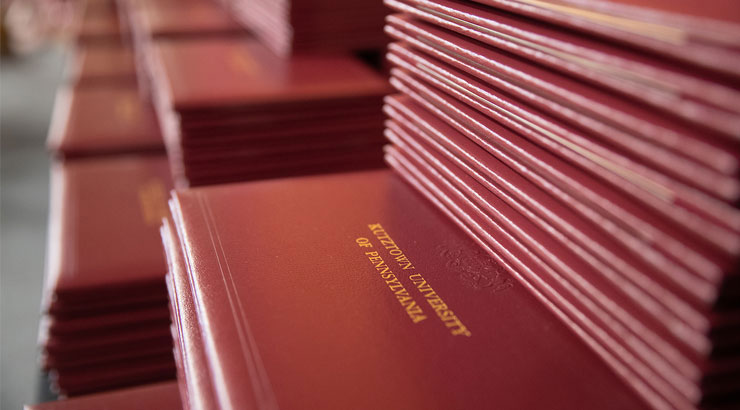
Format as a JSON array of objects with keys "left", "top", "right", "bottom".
[{"left": 169, "top": 169, "right": 648, "bottom": 410}]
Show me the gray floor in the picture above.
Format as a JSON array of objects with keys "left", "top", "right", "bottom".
[{"left": 1, "top": 45, "right": 65, "bottom": 409}]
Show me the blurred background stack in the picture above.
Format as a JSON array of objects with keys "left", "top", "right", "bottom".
[
  {"left": 4, "top": 0, "right": 391, "bottom": 406},
  {"left": 145, "top": 36, "right": 389, "bottom": 186},
  {"left": 29, "top": 0, "right": 175, "bottom": 398},
  {"left": 23, "top": 381, "right": 182, "bottom": 410},
  {"left": 1, "top": 0, "right": 739, "bottom": 409},
  {"left": 120, "top": 0, "right": 390, "bottom": 186},
  {"left": 225, "top": 0, "right": 388, "bottom": 56},
  {"left": 38, "top": 156, "right": 175, "bottom": 397},
  {"left": 118, "top": 0, "right": 245, "bottom": 93}
]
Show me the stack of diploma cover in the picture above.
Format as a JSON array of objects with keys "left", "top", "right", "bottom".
[
  {"left": 161, "top": 169, "right": 650, "bottom": 410},
  {"left": 146, "top": 36, "right": 390, "bottom": 187},
  {"left": 39, "top": 156, "right": 176, "bottom": 396},
  {"left": 382, "top": 1, "right": 740, "bottom": 409}
]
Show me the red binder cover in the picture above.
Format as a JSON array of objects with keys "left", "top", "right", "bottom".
[
  {"left": 162, "top": 218, "right": 218, "bottom": 410},
  {"left": 135, "top": 0, "right": 243, "bottom": 38},
  {"left": 382, "top": 94, "right": 704, "bottom": 331},
  {"left": 148, "top": 37, "right": 391, "bottom": 115},
  {"left": 51, "top": 357, "right": 176, "bottom": 397},
  {"left": 385, "top": 0, "right": 740, "bottom": 141},
  {"left": 40, "top": 315, "right": 172, "bottom": 357},
  {"left": 382, "top": 94, "right": 740, "bottom": 345},
  {"left": 470, "top": 0, "right": 740, "bottom": 78},
  {"left": 385, "top": 61, "right": 738, "bottom": 299},
  {"left": 24, "top": 381, "right": 181, "bottom": 410},
  {"left": 169, "top": 169, "right": 649, "bottom": 410},
  {"left": 42, "top": 323, "right": 171, "bottom": 356},
  {"left": 230, "top": 0, "right": 386, "bottom": 55},
  {"left": 42, "top": 343, "right": 173, "bottom": 370},
  {"left": 384, "top": 15, "right": 740, "bottom": 216},
  {"left": 67, "top": 44, "right": 137, "bottom": 86},
  {"left": 45, "top": 292, "right": 168, "bottom": 318},
  {"left": 76, "top": 9, "right": 123, "bottom": 43},
  {"left": 385, "top": 95, "right": 707, "bottom": 347},
  {"left": 379, "top": 24, "right": 740, "bottom": 179},
  {"left": 383, "top": 146, "right": 738, "bottom": 409},
  {"left": 42, "top": 305, "right": 170, "bottom": 336},
  {"left": 179, "top": 133, "right": 383, "bottom": 163},
  {"left": 47, "top": 85, "right": 165, "bottom": 158},
  {"left": 385, "top": 63, "right": 740, "bottom": 313},
  {"left": 385, "top": 66, "right": 740, "bottom": 332},
  {"left": 175, "top": 104, "right": 384, "bottom": 132},
  {"left": 42, "top": 156, "right": 173, "bottom": 312},
  {"left": 383, "top": 113, "right": 740, "bottom": 407}
]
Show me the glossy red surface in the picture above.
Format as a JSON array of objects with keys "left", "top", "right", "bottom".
[
  {"left": 169, "top": 169, "right": 648, "bottom": 410},
  {"left": 149, "top": 37, "right": 391, "bottom": 113},
  {"left": 25, "top": 381, "right": 181, "bottom": 410},
  {"left": 44, "top": 156, "right": 173, "bottom": 310},
  {"left": 69, "top": 44, "right": 137, "bottom": 85},
  {"left": 47, "top": 85, "right": 164, "bottom": 158},
  {"left": 471, "top": 0, "right": 740, "bottom": 78},
  {"left": 162, "top": 218, "right": 218, "bottom": 410}
]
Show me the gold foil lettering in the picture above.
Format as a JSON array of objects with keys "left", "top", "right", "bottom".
[
  {"left": 359, "top": 238, "right": 427, "bottom": 324},
  {"left": 368, "top": 225, "right": 471, "bottom": 337},
  {"left": 115, "top": 95, "right": 139, "bottom": 123},
  {"left": 229, "top": 50, "right": 258, "bottom": 75},
  {"left": 369, "top": 224, "right": 415, "bottom": 270},
  {"left": 411, "top": 274, "right": 471, "bottom": 337},
  {"left": 138, "top": 179, "right": 168, "bottom": 226},
  {"left": 356, "top": 237, "right": 373, "bottom": 248}
]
